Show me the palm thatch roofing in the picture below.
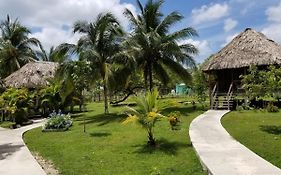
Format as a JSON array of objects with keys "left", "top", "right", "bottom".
[
  {"left": 202, "top": 28, "right": 281, "bottom": 72},
  {"left": 4, "top": 61, "right": 59, "bottom": 88}
]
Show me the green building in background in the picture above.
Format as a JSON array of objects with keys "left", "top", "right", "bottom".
[{"left": 175, "top": 83, "right": 191, "bottom": 95}]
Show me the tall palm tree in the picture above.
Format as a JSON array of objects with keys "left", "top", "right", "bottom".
[
  {"left": 62, "top": 13, "right": 124, "bottom": 114},
  {"left": 0, "top": 15, "right": 40, "bottom": 77},
  {"left": 125, "top": 0, "right": 198, "bottom": 91}
]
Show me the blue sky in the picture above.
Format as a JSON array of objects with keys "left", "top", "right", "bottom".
[{"left": 1, "top": 0, "right": 281, "bottom": 63}]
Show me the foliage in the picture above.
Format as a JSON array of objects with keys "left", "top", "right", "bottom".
[
  {"left": 0, "top": 15, "right": 40, "bottom": 77},
  {"left": 123, "top": 88, "right": 164, "bottom": 146},
  {"left": 167, "top": 111, "right": 181, "bottom": 130},
  {"left": 42, "top": 111, "right": 72, "bottom": 131},
  {"left": 124, "top": 0, "right": 198, "bottom": 90},
  {"left": 266, "top": 102, "right": 279, "bottom": 113},
  {"left": 241, "top": 65, "right": 281, "bottom": 101},
  {"left": 0, "top": 88, "right": 32, "bottom": 124},
  {"left": 192, "top": 67, "right": 208, "bottom": 106},
  {"left": 40, "top": 82, "right": 62, "bottom": 112}
]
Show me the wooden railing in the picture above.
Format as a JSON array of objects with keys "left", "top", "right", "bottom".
[
  {"left": 210, "top": 83, "right": 218, "bottom": 109},
  {"left": 226, "top": 82, "right": 233, "bottom": 110}
]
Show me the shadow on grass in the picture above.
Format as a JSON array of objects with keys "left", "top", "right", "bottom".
[
  {"left": 132, "top": 138, "right": 192, "bottom": 155},
  {"left": 260, "top": 125, "right": 281, "bottom": 135},
  {"left": 90, "top": 132, "right": 112, "bottom": 137},
  {"left": 161, "top": 105, "right": 205, "bottom": 116},
  {"left": 77, "top": 113, "right": 127, "bottom": 126}
]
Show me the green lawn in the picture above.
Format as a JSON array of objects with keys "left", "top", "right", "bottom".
[
  {"left": 222, "top": 110, "right": 281, "bottom": 168},
  {"left": 24, "top": 99, "right": 206, "bottom": 175}
]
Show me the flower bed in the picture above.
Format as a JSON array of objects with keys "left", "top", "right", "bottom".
[{"left": 42, "top": 111, "right": 72, "bottom": 132}]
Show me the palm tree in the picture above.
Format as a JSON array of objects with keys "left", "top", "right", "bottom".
[
  {"left": 125, "top": 0, "right": 198, "bottom": 91},
  {"left": 0, "top": 15, "right": 40, "bottom": 77},
  {"left": 62, "top": 13, "right": 124, "bottom": 114},
  {"left": 123, "top": 88, "right": 163, "bottom": 146}
]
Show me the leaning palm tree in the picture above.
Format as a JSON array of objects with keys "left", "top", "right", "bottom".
[
  {"left": 125, "top": 0, "right": 198, "bottom": 91},
  {"left": 0, "top": 15, "right": 40, "bottom": 77},
  {"left": 62, "top": 13, "right": 124, "bottom": 114}
]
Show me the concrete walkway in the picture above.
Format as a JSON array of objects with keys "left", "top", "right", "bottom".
[
  {"left": 189, "top": 110, "right": 281, "bottom": 175},
  {"left": 0, "top": 120, "right": 46, "bottom": 175}
]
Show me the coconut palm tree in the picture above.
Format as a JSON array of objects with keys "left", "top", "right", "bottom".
[
  {"left": 61, "top": 13, "right": 124, "bottom": 114},
  {"left": 125, "top": 0, "right": 198, "bottom": 91},
  {"left": 0, "top": 15, "right": 40, "bottom": 77}
]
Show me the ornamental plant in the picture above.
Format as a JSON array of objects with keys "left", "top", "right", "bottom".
[
  {"left": 167, "top": 111, "right": 181, "bottom": 130},
  {"left": 123, "top": 88, "right": 164, "bottom": 146},
  {"left": 42, "top": 111, "right": 73, "bottom": 132}
]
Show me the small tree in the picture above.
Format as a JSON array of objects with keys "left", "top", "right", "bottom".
[
  {"left": 241, "top": 65, "right": 267, "bottom": 100},
  {"left": 192, "top": 68, "right": 208, "bottom": 107},
  {"left": 123, "top": 88, "right": 164, "bottom": 146}
]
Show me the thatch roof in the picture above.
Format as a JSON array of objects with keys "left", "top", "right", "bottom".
[
  {"left": 4, "top": 61, "right": 59, "bottom": 88},
  {"left": 202, "top": 28, "right": 281, "bottom": 72}
]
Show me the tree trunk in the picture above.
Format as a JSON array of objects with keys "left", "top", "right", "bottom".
[
  {"left": 148, "top": 64, "right": 153, "bottom": 92},
  {"left": 147, "top": 129, "right": 156, "bottom": 146},
  {"left": 103, "top": 83, "right": 109, "bottom": 114}
]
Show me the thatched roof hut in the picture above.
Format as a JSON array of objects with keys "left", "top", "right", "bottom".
[
  {"left": 203, "top": 28, "right": 281, "bottom": 72},
  {"left": 4, "top": 61, "right": 59, "bottom": 88}
]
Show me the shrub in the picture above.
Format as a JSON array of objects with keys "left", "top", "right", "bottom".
[
  {"left": 236, "top": 106, "right": 244, "bottom": 112},
  {"left": 266, "top": 102, "right": 279, "bottom": 113},
  {"left": 42, "top": 111, "right": 73, "bottom": 132},
  {"left": 167, "top": 111, "right": 181, "bottom": 130}
]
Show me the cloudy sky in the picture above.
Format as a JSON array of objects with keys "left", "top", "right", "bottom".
[{"left": 1, "top": 0, "right": 281, "bottom": 63}]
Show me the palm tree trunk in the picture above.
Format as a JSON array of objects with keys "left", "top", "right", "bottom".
[
  {"left": 148, "top": 64, "right": 153, "bottom": 92},
  {"left": 147, "top": 128, "right": 156, "bottom": 146},
  {"left": 103, "top": 82, "right": 109, "bottom": 114}
]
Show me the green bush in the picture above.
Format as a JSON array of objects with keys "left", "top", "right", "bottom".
[
  {"left": 42, "top": 112, "right": 72, "bottom": 131},
  {"left": 167, "top": 111, "right": 181, "bottom": 130},
  {"left": 266, "top": 102, "right": 279, "bottom": 113}
]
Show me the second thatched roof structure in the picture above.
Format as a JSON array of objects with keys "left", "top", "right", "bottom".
[
  {"left": 202, "top": 28, "right": 281, "bottom": 72},
  {"left": 4, "top": 61, "right": 59, "bottom": 88}
]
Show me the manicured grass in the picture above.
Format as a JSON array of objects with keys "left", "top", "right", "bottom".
[
  {"left": 24, "top": 98, "right": 206, "bottom": 175},
  {"left": 222, "top": 110, "right": 281, "bottom": 168}
]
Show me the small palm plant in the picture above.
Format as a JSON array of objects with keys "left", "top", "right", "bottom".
[{"left": 123, "top": 88, "right": 164, "bottom": 146}]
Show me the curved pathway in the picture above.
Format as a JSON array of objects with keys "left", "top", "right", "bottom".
[
  {"left": 189, "top": 110, "right": 281, "bottom": 175},
  {"left": 0, "top": 120, "right": 46, "bottom": 175}
]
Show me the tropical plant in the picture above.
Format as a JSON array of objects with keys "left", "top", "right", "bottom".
[
  {"left": 0, "top": 15, "right": 40, "bottom": 77},
  {"left": 36, "top": 44, "right": 70, "bottom": 63},
  {"left": 0, "top": 88, "right": 32, "bottom": 124},
  {"left": 167, "top": 111, "right": 181, "bottom": 130},
  {"left": 124, "top": 0, "right": 198, "bottom": 91},
  {"left": 60, "top": 13, "right": 125, "bottom": 114},
  {"left": 192, "top": 67, "right": 208, "bottom": 107},
  {"left": 123, "top": 88, "right": 164, "bottom": 146},
  {"left": 40, "top": 82, "right": 62, "bottom": 113},
  {"left": 42, "top": 111, "right": 72, "bottom": 131}
]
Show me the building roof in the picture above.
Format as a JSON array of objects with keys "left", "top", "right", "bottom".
[
  {"left": 4, "top": 61, "right": 59, "bottom": 88},
  {"left": 202, "top": 28, "right": 281, "bottom": 72}
]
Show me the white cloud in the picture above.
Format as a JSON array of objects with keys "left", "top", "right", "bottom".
[
  {"left": 262, "top": 24, "right": 281, "bottom": 43},
  {"left": 191, "top": 3, "right": 229, "bottom": 25},
  {"left": 265, "top": 2, "right": 281, "bottom": 23},
  {"left": 224, "top": 18, "right": 238, "bottom": 32},
  {"left": 180, "top": 39, "right": 213, "bottom": 62},
  {"left": 30, "top": 27, "right": 81, "bottom": 50},
  {"left": 0, "top": 0, "right": 136, "bottom": 49},
  {"left": 262, "top": 2, "right": 281, "bottom": 44},
  {"left": 221, "top": 33, "right": 239, "bottom": 47}
]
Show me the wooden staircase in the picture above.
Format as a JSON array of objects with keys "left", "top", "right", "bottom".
[{"left": 211, "top": 83, "right": 234, "bottom": 110}]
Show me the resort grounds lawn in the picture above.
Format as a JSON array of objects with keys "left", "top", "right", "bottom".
[
  {"left": 24, "top": 98, "right": 206, "bottom": 175},
  {"left": 222, "top": 110, "right": 281, "bottom": 168}
]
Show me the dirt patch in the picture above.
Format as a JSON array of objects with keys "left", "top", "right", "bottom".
[{"left": 33, "top": 152, "right": 59, "bottom": 175}]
